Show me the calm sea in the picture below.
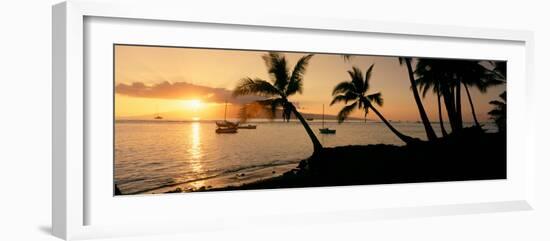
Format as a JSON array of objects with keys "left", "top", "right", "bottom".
[{"left": 115, "top": 119, "right": 497, "bottom": 194}]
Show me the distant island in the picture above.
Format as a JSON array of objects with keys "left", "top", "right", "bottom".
[{"left": 117, "top": 106, "right": 367, "bottom": 122}]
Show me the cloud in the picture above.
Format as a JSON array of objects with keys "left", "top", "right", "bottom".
[{"left": 115, "top": 81, "right": 262, "bottom": 104}]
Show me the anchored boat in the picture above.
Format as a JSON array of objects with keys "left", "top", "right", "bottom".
[
  {"left": 216, "top": 101, "right": 238, "bottom": 134},
  {"left": 237, "top": 124, "right": 257, "bottom": 129},
  {"left": 319, "top": 104, "right": 336, "bottom": 134},
  {"left": 216, "top": 127, "right": 238, "bottom": 134}
]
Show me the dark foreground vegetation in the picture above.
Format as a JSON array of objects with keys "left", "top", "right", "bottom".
[{"left": 207, "top": 127, "right": 505, "bottom": 192}]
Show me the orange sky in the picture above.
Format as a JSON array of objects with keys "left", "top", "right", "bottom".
[{"left": 114, "top": 45, "right": 505, "bottom": 122}]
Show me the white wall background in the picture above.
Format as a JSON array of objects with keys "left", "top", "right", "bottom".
[{"left": 0, "top": 0, "right": 548, "bottom": 240}]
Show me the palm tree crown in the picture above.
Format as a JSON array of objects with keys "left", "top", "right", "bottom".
[
  {"left": 415, "top": 59, "right": 503, "bottom": 130},
  {"left": 331, "top": 65, "right": 380, "bottom": 121},
  {"left": 488, "top": 91, "right": 506, "bottom": 133},
  {"left": 233, "top": 52, "right": 323, "bottom": 153},
  {"left": 331, "top": 65, "right": 415, "bottom": 144}
]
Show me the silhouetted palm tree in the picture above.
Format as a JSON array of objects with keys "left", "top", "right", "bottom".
[
  {"left": 415, "top": 59, "right": 502, "bottom": 131},
  {"left": 399, "top": 57, "right": 438, "bottom": 141},
  {"left": 233, "top": 52, "right": 323, "bottom": 154},
  {"left": 453, "top": 60, "right": 503, "bottom": 127},
  {"left": 415, "top": 73, "right": 449, "bottom": 137},
  {"left": 492, "top": 61, "right": 507, "bottom": 81},
  {"left": 488, "top": 91, "right": 506, "bottom": 133},
  {"left": 435, "top": 89, "right": 448, "bottom": 136},
  {"left": 415, "top": 59, "right": 459, "bottom": 132},
  {"left": 343, "top": 55, "right": 437, "bottom": 141},
  {"left": 331, "top": 65, "right": 415, "bottom": 144}
]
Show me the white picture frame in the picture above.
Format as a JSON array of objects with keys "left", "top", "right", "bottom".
[{"left": 52, "top": 0, "right": 535, "bottom": 240}]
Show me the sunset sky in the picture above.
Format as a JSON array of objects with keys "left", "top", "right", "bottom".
[{"left": 114, "top": 45, "right": 505, "bottom": 122}]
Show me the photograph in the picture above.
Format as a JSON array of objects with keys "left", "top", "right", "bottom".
[{"left": 113, "top": 44, "right": 507, "bottom": 195}]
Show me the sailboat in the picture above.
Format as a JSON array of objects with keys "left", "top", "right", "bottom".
[
  {"left": 216, "top": 101, "right": 238, "bottom": 133},
  {"left": 154, "top": 105, "right": 163, "bottom": 120},
  {"left": 319, "top": 104, "right": 336, "bottom": 134}
]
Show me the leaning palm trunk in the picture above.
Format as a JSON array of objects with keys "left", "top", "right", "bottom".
[
  {"left": 405, "top": 59, "right": 437, "bottom": 141},
  {"left": 455, "top": 78, "right": 463, "bottom": 129},
  {"left": 437, "top": 89, "right": 448, "bottom": 137},
  {"left": 289, "top": 103, "right": 323, "bottom": 154},
  {"left": 463, "top": 83, "right": 480, "bottom": 127},
  {"left": 441, "top": 85, "right": 458, "bottom": 132},
  {"left": 367, "top": 102, "right": 415, "bottom": 144}
]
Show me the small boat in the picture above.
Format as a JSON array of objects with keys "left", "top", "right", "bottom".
[
  {"left": 216, "top": 101, "right": 238, "bottom": 133},
  {"left": 319, "top": 104, "right": 336, "bottom": 134},
  {"left": 154, "top": 105, "right": 163, "bottom": 120},
  {"left": 238, "top": 124, "right": 257, "bottom": 129},
  {"left": 306, "top": 118, "right": 314, "bottom": 121},
  {"left": 216, "top": 127, "right": 238, "bottom": 134},
  {"left": 216, "top": 101, "right": 239, "bottom": 128},
  {"left": 216, "top": 120, "right": 239, "bottom": 128},
  {"left": 319, "top": 128, "right": 336, "bottom": 134}
]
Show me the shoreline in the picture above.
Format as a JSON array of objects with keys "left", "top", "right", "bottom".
[
  {"left": 180, "top": 128, "right": 506, "bottom": 193},
  {"left": 142, "top": 163, "right": 298, "bottom": 194}
]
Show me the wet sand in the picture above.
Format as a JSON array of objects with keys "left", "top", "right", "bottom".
[{"left": 146, "top": 163, "right": 298, "bottom": 194}]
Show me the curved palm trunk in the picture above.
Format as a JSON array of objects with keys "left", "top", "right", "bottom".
[
  {"left": 405, "top": 59, "right": 437, "bottom": 141},
  {"left": 368, "top": 104, "right": 415, "bottom": 144},
  {"left": 455, "top": 79, "right": 463, "bottom": 130},
  {"left": 437, "top": 89, "right": 448, "bottom": 137},
  {"left": 289, "top": 103, "right": 323, "bottom": 154},
  {"left": 441, "top": 84, "right": 458, "bottom": 132},
  {"left": 463, "top": 83, "right": 480, "bottom": 127}
]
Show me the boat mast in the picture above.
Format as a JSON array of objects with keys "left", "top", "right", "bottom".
[
  {"left": 224, "top": 101, "right": 227, "bottom": 121},
  {"left": 322, "top": 104, "right": 325, "bottom": 129}
]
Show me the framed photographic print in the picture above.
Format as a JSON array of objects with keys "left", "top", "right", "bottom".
[
  {"left": 113, "top": 44, "right": 507, "bottom": 195},
  {"left": 53, "top": 0, "right": 535, "bottom": 240}
]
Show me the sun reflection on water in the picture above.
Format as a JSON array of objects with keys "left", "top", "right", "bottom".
[{"left": 188, "top": 122, "right": 205, "bottom": 189}]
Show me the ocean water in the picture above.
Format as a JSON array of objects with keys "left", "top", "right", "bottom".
[{"left": 114, "top": 119, "right": 497, "bottom": 194}]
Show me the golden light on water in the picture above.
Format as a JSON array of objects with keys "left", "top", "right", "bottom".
[{"left": 189, "top": 122, "right": 205, "bottom": 189}]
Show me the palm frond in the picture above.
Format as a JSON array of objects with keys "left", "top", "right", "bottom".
[
  {"left": 330, "top": 92, "right": 357, "bottom": 105},
  {"left": 488, "top": 90, "right": 506, "bottom": 132},
  {"left": 349, "top": 66, "right": 364, "bottom": 93},
  {"left": 488, "top": 108, "right": 504, "bottom": 115},
  {"left": 415, "top": 76, "right": 433, "bottom": 98},
  {"left": 232, "top": 77, "right": 281, "bottom": 97},
  {"left": 342, "top": 55, "right": 354, "bottom": 62},
  {"left": 337, "top": 101, "right": 358, "bottom": 123},
  {"left": 262, "top": 52, "right": 289, "bottom": 92},
  {"left": 332, "top": 81, "right": 356, "bottom": 96},
  {"left": 398, "top": 57, "right": 411, "bottom": 66},
  {"left": 492, "top": 61, "right": 507, "bottom": 81},
  {"left": 254, "top": 98, "right": 285, "bottom": 119},
  {"left": 367, "top": 92, "right": 383, "bottom": 106},
  {"left": 489, "top": 100, "right": 505, "bottom": 107},
  {"left": 287, "top": 54, "right": 313, "bottom": 96},
  {"left": 499, "top": 91, "right": 506, "bottom": 101},
  {"left": 398, "top": 57, "right": 405, "bottom": 65},
  {"left": 363, "top": 64, "right": 375, "bottom": 93}
]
